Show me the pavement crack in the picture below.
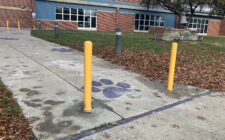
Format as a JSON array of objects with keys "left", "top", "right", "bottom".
[{"left": 92, "top": 98, "right": 125, "bottom": 119}]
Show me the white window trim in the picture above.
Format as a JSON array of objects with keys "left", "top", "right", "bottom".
[
  {"left": 55, "top": 7, "right": 97, "bottom": 30},
  {"left": 70, "top": 8, "right": 77, "bottom": 22},
  {"left": 134, "top": 30, "right": 149, "bottom": 33},
  {"left": 134, "top": 14, "right": 166, "bottom": 32},
  {"left": 63, "top": 7, "right": 70, "bottom": 21},
  {"left": 188, "top": 17, "right": 208, "bottom": 35},
  {"left": 78, "top": 27, "right": 97, "bottom": 31},
  {"left": 56, "top": 7, "right": 63, "bottom": 20},
  {"left": 77, "top": 9, "right": 97, "bottom": 29}
]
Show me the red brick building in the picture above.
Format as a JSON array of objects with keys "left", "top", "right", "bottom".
[
  {"left": 0, "top": 0, "right": 225, "bottom": 36},
  {"left": 0, "top": 0, "right": 35, "bottom": 28}
]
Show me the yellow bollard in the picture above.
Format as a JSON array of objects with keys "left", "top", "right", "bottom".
[
  {"left": 167, "top": 42, "right": 178, "bottom": 92},
  {"left": 18, "top": 20, "right": 20, "bottom": 31},
  {"left": 83, "top": 41, "right": 93, "bottom": 112},
  {"left": 6, "top": 20, "right": 9, "bottom": 31}
]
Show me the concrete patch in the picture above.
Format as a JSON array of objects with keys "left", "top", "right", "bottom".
[
  {"left": 51, "top": 48, "right": 74, "bottom": 52},
  {"left": 24, "top": 100, "right": 42, "bottom": 107},
  {"left": 0, "top": 37, "right": 19, "bottom": 40},
  {"left": 44, "top": 100, "right": 65, "bottom": 105},
  {"left": 31, "top": 99, "right": 42, "bottom": 102}
]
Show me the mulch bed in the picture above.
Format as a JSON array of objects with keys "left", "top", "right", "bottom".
[
  {"left": 0, "top": 82, "right": 36, "bottom": 140},
  {"left": 92, "top": 48, "right": 225, "bottom": 91},
  {"left": 0, "top": 114, "right": 35, "bottom": 140}
]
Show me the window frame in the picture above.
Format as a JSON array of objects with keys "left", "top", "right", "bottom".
[
  {"left": 134, "top": 14, "right": 166, "bottom": 32},
  {"left": 77, "top": 9, "right": 97, "bottom": 30},
  {"left": 55, "top": 7, "right": 97, "bottom": 30},
  {"left": 63, "top": 7, "right": 70, "bottom": 21},
  {"left": 71, "top": 8, "right": 78, "bottom": 21},
  {"left": 188, "top": 17, "right": 208, "bottom": 35},
  {"left": 56, "top": 7, "right": 63, "bottom": 20}
]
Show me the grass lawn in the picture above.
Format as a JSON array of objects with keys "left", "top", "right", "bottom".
[
  {"left": 0, "top": 80, "right": 35, "bottom": 139},
  {"left": 31, "top": 30, "right": 225, "bottom": 54},
  {"left": 31, "top": 30, "right": 225, "bottom": 91}
]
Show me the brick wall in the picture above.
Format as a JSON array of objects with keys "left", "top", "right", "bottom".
[
  {"left": 149, "top": 27, "right": 167, "bottom": 34},
  {"left": 97, "top": 11, "right": 135, "bottom": 32},
  {"left": 0, "top": 9, "right": 32, "bottom": 28},
  {"left": 0, "top": 0, "right": 34, "bottom": 28},
  {"left": 97, "top": 11, "right": 117, "bottom": 32},
  {"left": 0, "top": 0, "right": 33, "bottom": 8},
  {"left": 219, "top": 19, "right": 225, "bottom": 36},
  {"left": 35, "top": 20, "right": 77, "bottom": 30},
  {"left": 117, "top": 13, "right": 135, "bottom": 32},
  {"left": 208, "top": 20, "right": 221, "bottom": 36}
]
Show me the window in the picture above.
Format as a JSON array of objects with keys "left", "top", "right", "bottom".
[
  {"left": 135, "top": 14, "right": 165, "bottom": 31},
  {"left": 56, "top": 7, "right": 63, "bottom": 20},
  {"left": 71, "top": 8, "right": 77, "bottom": 21},
  {"left": 55, "top": 7, "right": 97, "bottom": 29},
  {"left": 78, "top": 9, "right": 96, "bottom": 29},
  {"left": 78, "top": 9, "right": 84, "bottom": 27},
  {"left": 63, "top": 7, "right": 70, "bottom": 20},
  {"left": 188, "top": 18, "right": 208, "bottom": 35}
]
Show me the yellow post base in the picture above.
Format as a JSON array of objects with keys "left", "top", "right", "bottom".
[
  {"left": 83, "top": 41, "right": 93, "bottom": 112},
  {"left": 167, "top": 42, "right": 178, "bottom": 92}
]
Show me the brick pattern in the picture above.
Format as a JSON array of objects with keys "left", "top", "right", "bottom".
[
  {"left": 149, "top": 27, "right": 167, "bottom": 34},
  {"left": 0, "top": 0, "right": 34, "bottom": 28},
  {"left": 0, "top": 9, "right": 32, "bottom": 28},
  {"left": 97, "top": 11, "right": 116, "bottom": 32},
  {"left": 97, "top": 11, "right": 135, "bottom": 32},
  {"left": 118, "top": 13, "right": 135, "bottom": 32},
  {"left": 0, "top": 0, "right": 33, "bottom": 8},
  {"left": 208, "top": 20, "right": 221, "bottom": 36},
  {"left": 219, "top": 19, "right": 225, "bottom": 35},
  {"left": 35, "top": 20, "right": 77, "bottom": 30}
]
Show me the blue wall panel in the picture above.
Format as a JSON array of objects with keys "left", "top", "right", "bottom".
[
  {"left": 36, "top": 0, "right": 116, "bottom": 20},
  {"left": 36, "top": 0, "right": 176, "bottom": 27},
  {"left": 120, "top": 9, "right": 176, "bottom": 27},
  {"left": 79, "top": 0, "right": 163, "bottom": 9}
]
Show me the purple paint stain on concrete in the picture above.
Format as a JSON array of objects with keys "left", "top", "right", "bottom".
[
  {"left": 51, "top": 48, "right": 73, "bottom": 52},
  {"left": 100, "top": 79, "right": 114, "bottom": 85},
  {"left": 103, "top": 87, "right": 129, "bottom": 98},
  {"left": 116, "top": 82, "right": 131, "bottom": 89},
  {"left": 92, "top": 81, "right": 102, "bottom": 86},
  {"left": 82, "top": 80, "right": 131, "bottom": 98},
  {"left": 92, "top": 87, "right": 101, "bottom": 93}
]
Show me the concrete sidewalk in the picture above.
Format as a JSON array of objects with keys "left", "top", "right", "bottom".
[{"left": 0, "top": 29, "right": 224, "bottom": 140}]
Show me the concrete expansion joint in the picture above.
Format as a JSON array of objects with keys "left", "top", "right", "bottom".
[
  {"left": 92, "top": 98, "right": 125, "bottom": 119},
  {"left": 70, "top": 91, "right": 212, "bottom": 140}
]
